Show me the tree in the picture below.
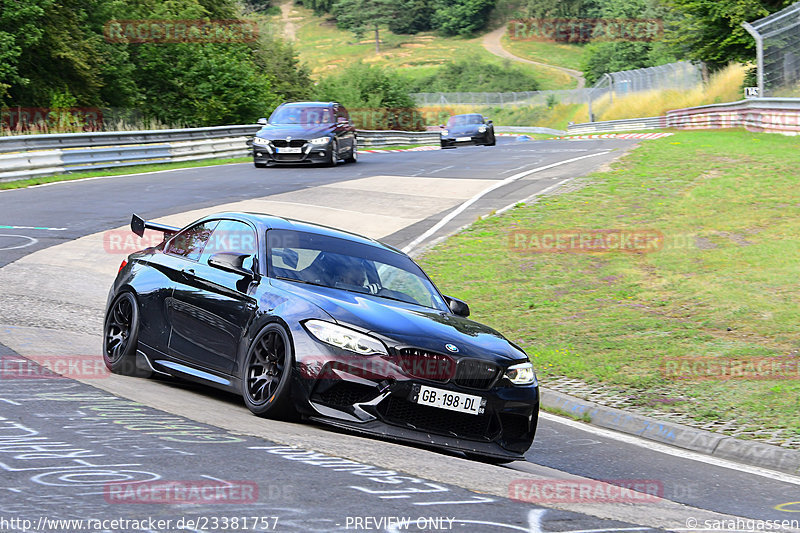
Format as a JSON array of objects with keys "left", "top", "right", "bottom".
[
  {"left": 433, "top": 0, "right": 496, "bottom": 36},
  {"left": 662, "top": 0, "right": 793, "bottom": 70},
  {"left": 332, "top": 0, "right": 396, "bottom": 52}
]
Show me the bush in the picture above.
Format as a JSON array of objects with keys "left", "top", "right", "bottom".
[
  {"left": 410, "top": 57, "right": 539, "bottom": 92},
  {"left": 313, "top": 63, "right": 427, "bottom": 130}
]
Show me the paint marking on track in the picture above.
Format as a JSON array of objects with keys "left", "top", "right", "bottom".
[
  {"left": 0, "top": 225, "right": 67, "bottom": 231},
  {"left": 401, "top": 151, "right": 610, "bottom": 254},
  {"left": 540, "top": 412, "right": 800, "bottom": 486}
]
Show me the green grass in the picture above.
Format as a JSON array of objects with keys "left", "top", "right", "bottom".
[
  {"left": 418, "top": 129, "right": 800, "bottom": 436},
  {"left": 0, "top": 156, "right": 250, "bottom": 190},
  {"left": 283, "top": 3, "right": 577, "bottom": 90},
  {"left": 500, "top": 34, "right": 585, "bottom": 72}
]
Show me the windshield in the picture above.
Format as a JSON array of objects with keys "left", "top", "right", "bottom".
[
  {"left": 267, "top": 229, "right": 448, "bottom": 311},
  {"left": 269, "top": 106, "right": 333, "bottom": 125},
  {"left": 447, "top": 114, "right": 483, "bottom": 128}
]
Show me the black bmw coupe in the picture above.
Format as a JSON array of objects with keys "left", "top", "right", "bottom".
[{"left": 103, "top": 213, "right": 539, "bottom": 461}]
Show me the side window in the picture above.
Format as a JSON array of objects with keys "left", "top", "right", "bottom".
[
  {"left": 201, "top": 220, "right": 258, "bottom": 267},
  {"left": 165, "top": 220, "right": 218, "bottom": 261}
]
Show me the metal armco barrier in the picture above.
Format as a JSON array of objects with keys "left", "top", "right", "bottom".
[
  {"left": 666, "top": 98, "right": 800, "bottom": 135},
  {"left": 567, "top": 116, "right": 667, "bottom": 134},
  {"left": 566, "top": 98, "right": 800, "bottom": 135},
  {"left": 496, "top": 126, "right": 566, "bottom": 135},
  {"left": 0, "top": 127, "right": 441, "bottom": 182}
]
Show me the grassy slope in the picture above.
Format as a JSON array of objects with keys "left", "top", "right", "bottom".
[
  {"left": 418, "top": 130, "right": 800, "bottom": 436},
  {"left": 500, "top": 34, "right": 585, "bottom": 72},
  {"left": 285, "top": 3, "right": 578, "bottom": 90}
]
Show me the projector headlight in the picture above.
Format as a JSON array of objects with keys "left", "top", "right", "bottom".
[
  {"left": 505, "top": 362, "right": 537, "bottom": 386},
  {"left": 252, "top": 137, "right": 270, "bottom": 146},
  {"left": 310, "top": 136, "right": 331, "bottom": 145},
  {"left": 304, "top": 320, "right": 387, "bottom": 356},
  {"left": 478, "top": 125, "right": 487, "bottom": 133}
]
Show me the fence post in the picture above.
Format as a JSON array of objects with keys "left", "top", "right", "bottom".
[{"left": 742, "top": 22, "right": 765, "bottom": 97}]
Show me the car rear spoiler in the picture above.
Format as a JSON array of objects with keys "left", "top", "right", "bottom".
[{"left": 130, "top": 213, "right": 179, "bottom": 239}]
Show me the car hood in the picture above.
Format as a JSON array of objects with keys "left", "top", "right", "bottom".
[
  {"left": 446, "top": 124, "right": 484, "bottom": 136},
  {"left": 257, "top": 123, "right": 335, "bottom": 140},
  {"left": 272, "top": 280, "right": 525, "bottom": 362}
]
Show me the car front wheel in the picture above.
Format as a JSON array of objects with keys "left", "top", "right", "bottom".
[
  {"left": 344, "top": 139, "right": 357, "bottom": 163},
  {"left": 242, "top": 323, "right": 297, "bottom": 420}
]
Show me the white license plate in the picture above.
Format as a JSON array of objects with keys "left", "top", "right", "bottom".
[
  {"left": 276, "top": 147, "right": 302, "bottom": 154},
  {"left": 456, "top": 136, "right": 472, "bottom": 142},
  {"left": 415, "top": 385, "right": 484, "bottom": 415}
]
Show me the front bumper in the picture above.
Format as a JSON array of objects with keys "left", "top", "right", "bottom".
[
  {"left": 440, "top": 132, "right": 490, "bottom": 147},
  {"left": 290, "top": 334, "right": 539, "bottom": 458},
  {"left": 252, "top": 140, "right": 332, "bottom": 165}
]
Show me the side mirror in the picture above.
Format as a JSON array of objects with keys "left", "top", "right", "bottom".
[
  {"left": 208, "top": 252, "right": 255, "bottom": 278},
  {"left": 486, "top": 119, "right": 493, "bottom": 125},
  {"left": 439, "top": 124, "right": 445, "bottom": 128},
  {"left": 257, "top": 118, "right": 268, "bottom": 125},
  {"left": 443, "top": 295, "right": 470, "bottom": 317}
]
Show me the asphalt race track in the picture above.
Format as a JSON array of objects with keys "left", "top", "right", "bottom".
[{"left": 1, "top": 138, "right": 798, "bottom": 533}]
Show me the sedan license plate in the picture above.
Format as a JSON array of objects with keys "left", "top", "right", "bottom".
[
  {"left": 413, "top": 385, "right": 485, "bottom": 415},
  {"left": 276, "top": 147, "right": 302, "bottom": 154},
  {"left": 456, "top": 136, "right": 472, "bottom": 142}
]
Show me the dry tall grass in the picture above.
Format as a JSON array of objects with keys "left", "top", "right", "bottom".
[{"left": 596, "top": 63, "right": 747, "bottom": 121}]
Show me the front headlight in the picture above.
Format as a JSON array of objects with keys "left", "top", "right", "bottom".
[
  {"left": 304, "top": 320, "right": 387, "bottom": 356},
  {"left": 505, "top": 362, "right": 537, "bottom": 386},
  {"left": 310, "top": 136, "right": 331, "bottom": 145},
  {"left": 440, "top": 129, "right": 449, "bottom": 136},
  {"left": 252, "top": 137, "right": 270, "bottom": 146},
  {"left": 478, "top": 125, "right": 487, "bottom": 133}
]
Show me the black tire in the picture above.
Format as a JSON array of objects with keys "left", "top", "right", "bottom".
[
  {"left": 328, "top": 139, "right": 339, "bottom": 167},
  {"left": 103, "top": 292, "right": 151, "bottom": 377},
  {"left": 254, "top": 161, "right": 267, "bottom": 168},
  {"left": 242, "top": 323, "right": 297, "bottom": 420},
  {"left": 487, "top": 130, "right": 496, "bottom": 146},
  {"left": 344, "top": 139, "right": 357, "bottom": 163}
]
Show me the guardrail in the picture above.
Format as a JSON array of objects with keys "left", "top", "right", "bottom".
[
  {"left": 666, "top": 98, "right": 800, "bottom": 135},
  {"left": 496, "top": 126, "right": 566, "bottom": 135},
  {"left": 567, "top": 116, "right": 667, "bottom": 134},
  {"left": 0, "top": 127, "right": 441, "bottom": 182}
]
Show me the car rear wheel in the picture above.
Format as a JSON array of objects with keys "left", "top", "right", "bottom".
[
  {"left": 242, "top": 323, "right": 297, "bottom": 419},
  {"left": 103, "top": 292, "right": 151, "bottom": 377}
]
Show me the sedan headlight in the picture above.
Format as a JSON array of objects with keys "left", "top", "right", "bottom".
[
  {"left": 478, "top": 125, "right": 487, "bottom": 133},
  {"left": 440, "top": 129, "right": 449, "bottom": 136},
  {"left": 304, "top": 320, "right": 387, "bottom": 355},
  {"left": 310, "top": 136, "right": 331, "bottom": 145},
  {"left": 505, "top": 362, "right": 537, "bottom": 386},
  {"left": 252, "top": 137, "right": 270, "bottom": 146}
]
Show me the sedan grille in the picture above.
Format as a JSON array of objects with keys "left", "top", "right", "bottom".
[
  {"left": 377, "top": 395, "right": 498, "bottom": 440},
  {"left": 271, "top": 139, "right": 306, "bottom": 148},
  {"left": 454, "top": 359, "right": 501, "bottom": 390}
]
